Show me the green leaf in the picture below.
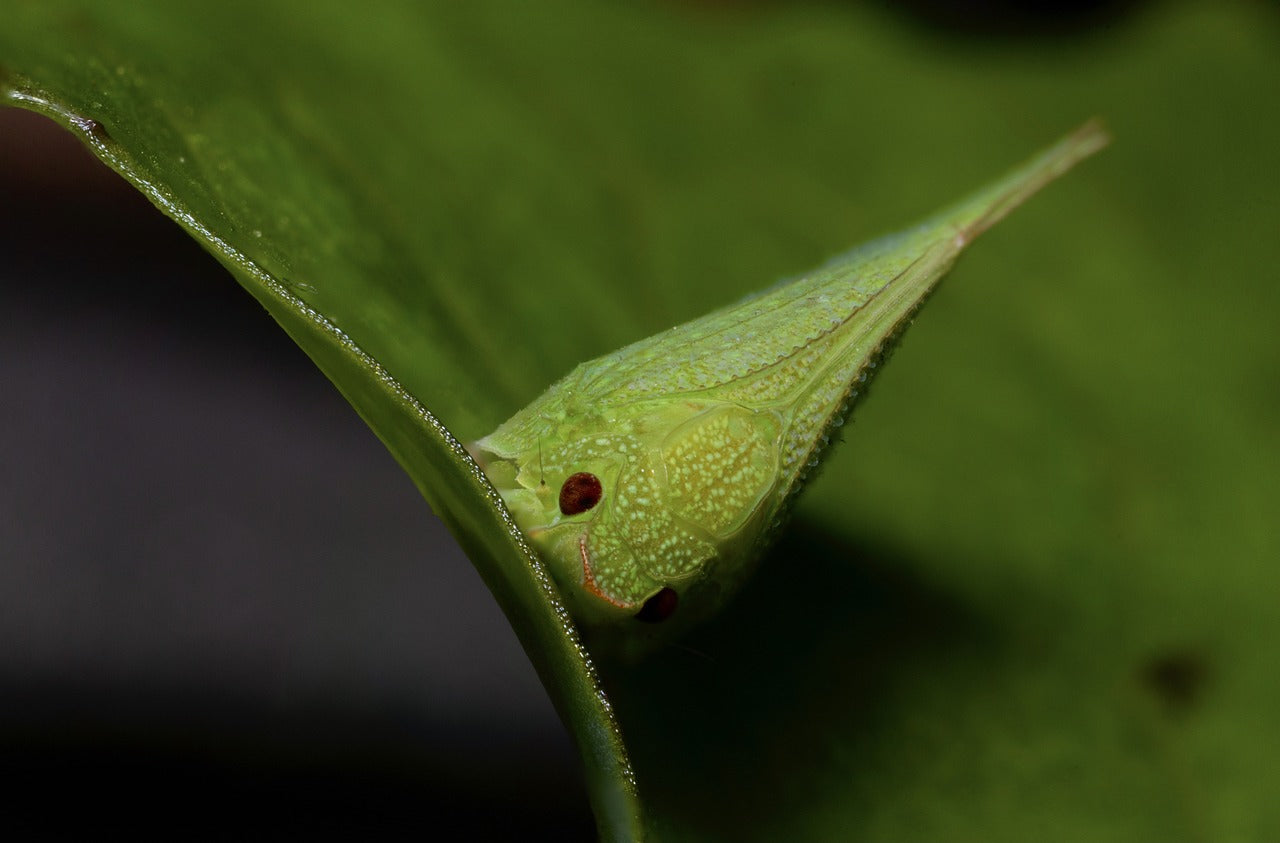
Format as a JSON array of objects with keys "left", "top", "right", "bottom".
[{"left": 3, "top": 2, "right": 1278, "bottom": 840}]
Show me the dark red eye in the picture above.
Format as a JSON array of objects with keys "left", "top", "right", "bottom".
[
  {"left": 559, "top": 472, "right": 603, "bottom": 515},
  {"left": 635, "top": 587, "right": 678, "bottom": 623}
]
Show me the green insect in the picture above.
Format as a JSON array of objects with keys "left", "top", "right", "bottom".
[{"left": 470, "top": 121, "right": 1108, "bottom": 657}]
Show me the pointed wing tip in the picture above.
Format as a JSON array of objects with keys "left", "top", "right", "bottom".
[
  {"left": 1055, "top": 117, "right": 1112, "bottom": 172},
  {"left": 950, "top": 117, "right": 1111, "bottom": 245}
]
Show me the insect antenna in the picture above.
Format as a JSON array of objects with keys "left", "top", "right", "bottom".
[{"left": 538, "top": 437, "right": 546, "bottom": 486}]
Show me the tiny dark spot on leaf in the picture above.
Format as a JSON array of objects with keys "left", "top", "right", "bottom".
[
  {"left": 635, "top": 587, "right": 678, "bottom": 623},
  {"left": 71, "top": 115, "right": 111, "bottom": 142},
  {"left": 559, "top": 472, "right": 602, "bottom": 515},
  {"left": 1141, "top": 649, "right": 1209, "bottom": 713}
]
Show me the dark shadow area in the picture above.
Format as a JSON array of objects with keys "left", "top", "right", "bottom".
[
  {"left": 0, "top": 678, "right": 593, "bottom": 839},
  {"left": 0, "top": 108, "right": 593, "bottom": 839},
  {"left": 677, "top": 0, "right": 1158, "bottom": 42},
  {"left": 604, "top": 518, "right": 993, "bottom": 838},
  {"left": 869, "top": 0, "right": 1156, "bottom": 41}
]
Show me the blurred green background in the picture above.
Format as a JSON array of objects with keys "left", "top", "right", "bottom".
[{"left": 1, "top": 1, "right": 1277, "bottom": 839}]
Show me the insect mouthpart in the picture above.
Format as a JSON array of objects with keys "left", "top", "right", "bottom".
[{"left": 635, "top": 587, "right": 679, "bottom": 623}]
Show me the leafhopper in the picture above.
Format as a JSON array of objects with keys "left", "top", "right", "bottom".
[{"left": 471, "top": 122, "right": 1108, "bottom": 656}]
